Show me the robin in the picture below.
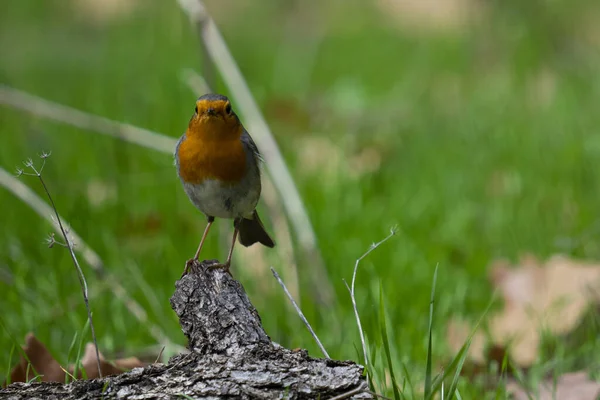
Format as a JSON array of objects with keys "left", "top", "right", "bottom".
[{"left": 175, "top": 93, "right": 275, "bottom": 275}]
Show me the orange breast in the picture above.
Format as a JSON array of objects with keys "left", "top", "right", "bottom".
[{"left": 178, "top": 133, "right": 247, "bottom": 185}]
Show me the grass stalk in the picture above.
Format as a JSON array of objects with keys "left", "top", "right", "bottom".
[{"left": 17, "top": 153, "right": 102, "bottom": 377}]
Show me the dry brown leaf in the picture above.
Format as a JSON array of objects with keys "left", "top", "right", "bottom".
[
  {"left": 5, "top": 333, "right": 145, "bottom": 386},
  {"left": 376, "top": 0, "right": 485, "bottom": 34},
  {"left": 296, "top": 137, "right": 383, "bottom": 181},
  {"left": 76, "top": 343, "right": 144, "bottom": 379},
  {"left": 8, "top": 333, "right": 64, "bottom": 384},
  {"left": 507, "top": 371, "right": 600, "bottom": 400},
  {"left": 448, "top": 254, "right": 600, "bottom": 367},
  {"left": 297, "top": 137, "right": 344, "bottom": 180},
  {"left": 73, "top": 0, "right": 139, "bottom": 23}
]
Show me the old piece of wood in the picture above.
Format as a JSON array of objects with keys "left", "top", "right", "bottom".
[{"left": 2, "top": 260, "right": 370, "bottom": 399}]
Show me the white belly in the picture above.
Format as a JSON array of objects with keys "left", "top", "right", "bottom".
[{"left": 183, "top": 178, "right": 260, "bottom": 219}]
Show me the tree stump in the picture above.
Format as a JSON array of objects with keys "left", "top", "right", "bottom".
[{"left": 2, "top": 260, "right": 370, "bottom": 399}]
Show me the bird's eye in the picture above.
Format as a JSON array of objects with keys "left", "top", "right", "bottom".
[
  {"left": 225, "top": 103, "right": 232, "bottom": 115},
  {"left": 194, "top": 105, "right": 198, "bottom": 114}
]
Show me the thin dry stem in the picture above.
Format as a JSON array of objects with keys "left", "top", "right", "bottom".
[
  {"left": 154, "top": 346, "right": 166, "bottom": 364},
  {"left": 345, "top": 227, "right": 397, "bottom": 375},
  {"left": 270, "top": 267, "right": 330, "bottom": 359},
  {"left": 0, "top": 85, "right": 175, "bottom": 153},
  {"left": 20, "top": 156, "right": 102, "bottom": 378},
  {"left": 329, "top": 387, "right": 391, "bottom": 400},
  {"left": 327, "top": 387, "right": 366, "bottom": 400},
  {"left": 180, "top": 68, "right": 211, "bottom": 95},
  {"left": 177, "top": 0, "right": 333, "bottom": 305}
]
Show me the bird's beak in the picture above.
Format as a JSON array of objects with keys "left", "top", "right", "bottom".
[{"left": 206, "top": 107, "right": 217, "bottom": 116}]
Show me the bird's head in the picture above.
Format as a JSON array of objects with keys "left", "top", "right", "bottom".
[{"left": 187, "top": 94, "right": 242, "bottom": 140}]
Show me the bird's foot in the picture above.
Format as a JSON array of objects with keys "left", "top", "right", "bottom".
[
  {"left": 207, "top": 261, "right": 232, "bottom": 277},
  {"left": 181, "top": 258, "right": 200, "bottom": 278}
]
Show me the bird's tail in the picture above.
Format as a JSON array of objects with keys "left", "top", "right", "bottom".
[{"left": 238, "top": 210, "right": 275, "bottom": 248}]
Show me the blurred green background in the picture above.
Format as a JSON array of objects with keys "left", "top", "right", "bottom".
[{"left": 1, "top": 0, "right": 599, "bottom": 396}]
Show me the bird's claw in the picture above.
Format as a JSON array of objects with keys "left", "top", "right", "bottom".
[
  {"left": 207, "top": 261, "right": 232, "bottom": 277},
  {"left": 181, "top": 259, "right": 232, "bottom": 279},
  {"left": 181, "top": 258, "right": 199, "bottom": 278}
]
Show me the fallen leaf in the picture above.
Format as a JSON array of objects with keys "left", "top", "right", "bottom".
[
  {"left": 77, "top": 343, "right": 145, "bottom": 379},
  {"left": 296, "top": 137, "right": 383, "bottom": 181},
  {"left": 8, "top": 333, "right": 64, "bottom": 384},
  {"left": 73, "top": 0, "right": 139, "bottom": 23},
  {"left": 507, "top": 371, "right": 600, "bottom": 400},
  {"left": 4, "top": 333, "right": 146, "bottom": 386},
  {"left": 376, "top": 0, "right": 485, "bottom": 34},
  {"left": 448, "top": 254, "right": 600, "bottom": 367}
]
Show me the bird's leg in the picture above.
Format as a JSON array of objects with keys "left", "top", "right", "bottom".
[
  {"left": 208, "top": 218, "right": 240, "bottom": 276},
  {"left": 193, "top": 216, "right": 215, "bottom": 260},
  {"left": 182, "top": 216, "right": 215, "bottom": 277}
]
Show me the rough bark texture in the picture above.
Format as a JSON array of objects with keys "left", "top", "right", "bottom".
[{"left": 1, "top": 260, "right": 370, "bottom": 399}]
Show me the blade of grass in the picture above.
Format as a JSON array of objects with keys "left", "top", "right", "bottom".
[
  {"left": 60, "top": 366, "right": 76, "bottom": 383},
  {"left": 65, "top": 331, "right": 79, "bottom": 384},
  {"left": 370, "top": 339, "right": 378, "bottom": 368},
  {"left": 379, "top": 284, "right": 401, "bottom": 400},
  {"left": 367, "top": 343, "right": 379, "bottom": 392},
  {"left": 511, "top": 366, "right": 535, "bottom": 400},
  {"left": 25, "top": 368, "right": 42, "bottom": 384},
  {"left": 352, "top": 343, "right": 362, "bottom": 367},
  {"left": 5, "top": 343, "right": 16, "bottom": 386},
  {"left": 401, "top": 363, "right": 415, "bottom": 400},
  {"left": 73, "top": 317, "right": 91, "bottom": 380},
  {"left": 426, "top": 294, "right": 496, "bottom": 400},
  {"left": 445, "top": 339, "right": 471, "bottom": 400},
  {"left": 427, "top": 340, "right": 469, "bottom": 400},
  {"left": 424, "top": 264, "right": 439, "bottom": 399},
  {"left": 455, "top": 388, "right": 463, "bottom": 400},
  {"left": 495, "top": 347, "right": 511, "bottom": 400}
]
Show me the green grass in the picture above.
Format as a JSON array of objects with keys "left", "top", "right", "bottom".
[{"left": 1, "top": 0, "right": 600, "bottom": 397}]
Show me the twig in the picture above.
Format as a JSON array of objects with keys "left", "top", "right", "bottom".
[
  {"left": 0, "top": 166, "right": 177, "bottom": 352},
  {"left": 177, "top": 0, "right": 333, "bottom": 305},
  {"left": 154, "top": 346, "right": 166, "bottom": 364},
  {"left": 328, "top": 386, "right": 391, "bottom": 400},
  {"left": 344, "top": 227, "right": 398, "bottom": 373},
  {"left": 270, "top": 267, "right": 330, "bottom": 359},
  {"left": 327, "top": 386, "right": 365, "bottom": 400},
  {"left": 0, "top": 85, "right": 175, "bottom": 153},
  {"left": 180, "top": 68, "right": 211, "bottom": 95},
  {"left": 16, "top": 153, "right": 102, "bottom": 378}
]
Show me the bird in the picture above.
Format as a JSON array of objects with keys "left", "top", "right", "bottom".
[{"left": 175, "top": 93, "right": 275, "bottom": 276}]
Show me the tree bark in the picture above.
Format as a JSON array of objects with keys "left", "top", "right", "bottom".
[{"left": 2, "top": 260, "right": 370, "bottom": 399}]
